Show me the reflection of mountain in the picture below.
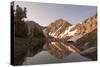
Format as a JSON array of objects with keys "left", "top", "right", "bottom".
[
  {"left": 44, "top": 41, "right": 80, "bottom": 59},
  {"left": 23, "top": 51, "right": 91, "bottom": 65}
]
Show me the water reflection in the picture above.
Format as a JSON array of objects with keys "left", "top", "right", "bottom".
[
  {"left": 23, "top": 41, "right": 91, "bottom": 65},
  {"left": 44, "top": 41, "right": 80, "bottom": 59}
]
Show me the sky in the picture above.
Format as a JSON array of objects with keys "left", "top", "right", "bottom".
[{"left": 14, "top": 1, "right": 97, "bottom": 26}]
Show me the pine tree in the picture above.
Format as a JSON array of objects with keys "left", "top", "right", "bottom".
[{"left": 14, "top": 5, "right": 28, "bottom": 38}]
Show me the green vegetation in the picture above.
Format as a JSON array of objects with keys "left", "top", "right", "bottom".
[
  {"left": 14, "top": 5, "right": 28, "bottom": 38},
  {"left": 32, "top": 27, "right": 45, "bottom": 38}
]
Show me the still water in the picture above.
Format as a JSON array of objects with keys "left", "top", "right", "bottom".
[{"left": 23, "top": 41, "right": 91, "bottom": 65}]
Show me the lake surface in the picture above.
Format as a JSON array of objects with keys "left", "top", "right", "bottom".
[
  {"left": 23, "top": 51, "right": 91, "bottom": 65},
  {"left": 23, "top": 41, "right": 91, "bottom": 65}
]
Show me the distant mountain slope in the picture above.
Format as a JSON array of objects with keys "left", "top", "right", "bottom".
[
  {"left": 76, "top": 28, "right": 97, "bottom": 60},
  {"left": 76, "top": 28, "right": 97, "bottom": 50},
  {"left": 25, "top": 21, "right": 43, "bottom": 36},
  {"left": 70, "top": 14, "right": 97, "bottom": 34},
  {"left": 45, "top": 14, "right": 97, "bottom": 39}
]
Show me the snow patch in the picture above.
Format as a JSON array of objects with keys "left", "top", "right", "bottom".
[
  {"left": 60, "top": 25, "right": 76, "bottom": 38},
  {"left": 51, "top": 42, "right": 56, "bottom": 45},
  {"left": 49, "top": 25, "right": 79, "bottom": 38},
  {"left": 49, "top": 25, "right": 63, "bottom": 38},
  {"left": 67, "top": 29, "right": 77, "bottom": 36}
]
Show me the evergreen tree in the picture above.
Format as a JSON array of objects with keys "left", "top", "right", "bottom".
[
  {"left": 15, "top": 5, "right": 27, "bottom": 22},
  {"left": 14, "top": 5, "right": 28, "bottom": 38}
]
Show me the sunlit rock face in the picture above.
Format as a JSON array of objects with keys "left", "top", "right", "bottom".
[
  {"left": 46, "top": 19, "right": 72, "bottom": 38},
  {"left": 71, "top": 14, "right": 97, "bottom": 34},
  {"left": 45, "top": 14, "right": 97, "bottom": 39}
]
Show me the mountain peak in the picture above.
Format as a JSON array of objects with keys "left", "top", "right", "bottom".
[
  {"left": 46, "top": 18, "right": 72, "bottom": 38},
  {"left": 55, "top": 18, "right": 72, "bottom": 26},
  {"left": 45, "top": 14, "right": 97, "bottom": 39},
  {"left": 55, "top": 18, "right": 65, "bottom": 22}
]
